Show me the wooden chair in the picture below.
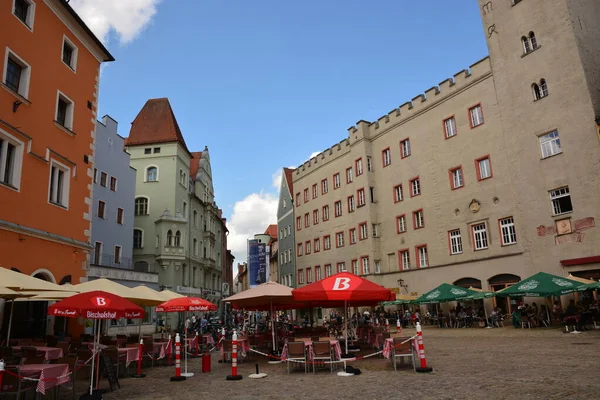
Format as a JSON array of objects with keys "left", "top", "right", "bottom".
[
  {"left": 312, "top": 341, "right": 332, "bottom": 373},
  {"left": 392, "top": 337, "right": 415, "bottom": 372},
  {"left": 286, "top": 342, "right": 307, "bottom": 374}
]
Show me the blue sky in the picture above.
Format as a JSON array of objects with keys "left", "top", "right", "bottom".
[{"left": 73, "top": 0, "right": 489, "bottom": 262}]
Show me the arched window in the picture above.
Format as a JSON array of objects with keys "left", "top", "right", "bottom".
[
  {"left": 175, "top": 230, "right": 181, "bottom": 247},
  {"left": 133, "top": 229, "right": 143, "bottom": 249},
  {"left": 146, "top": 166, "right": 158, "bottom": 182},
  {"left": 522, "top": 31, "right": 538, "bottom": 54},
  {"left": 59, "top": 275, "right": 72, "bottom": 285},
  {"left": 166, "top": 230, "right": 173, "bottom": 246},
  {"left": 193, "top": 238, "right": 198, "bottom": 256},
  {"left": 134, "top": 197, "right": 149, "bottom": 215},
  {"left": 533, "top": 79, "right": 548, "bottom": 100}
]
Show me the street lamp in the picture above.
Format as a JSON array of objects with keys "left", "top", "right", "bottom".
[{"left": 397, "top": 279, "right": 408, "bottom": 293}]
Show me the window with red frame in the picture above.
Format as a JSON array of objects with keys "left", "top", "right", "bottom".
[
  {"left": 349, "top": 228, "right": 357, "bottom": 244},
  {"left": 297, "top": 243, "right": 303, "bottom": 256},
  {"left": 413, "top": 209, "right": 424, "bottom": 229},
  {"left": 315, "top": 266, "right": 322, "bottom": 281},
  {"left": 314, "top": 237, "right": 320, "bottom": 252},
  {"left": 346, "top": 167, "right": 353, "bottom": 183},
  {"left": 393, "top": 184, "right": 403, "bottom": 202},
  {"left": 333, "top": 173, "right": 341, "bottom": 189},
  {"left": 347, "top": 195, "right": 355, "bottom": 212},
  {"left": 306, "top": 268, "right": 313, "bottom": 283},
  {"left": 298, "top": 270, "right": 304, "bottom": 284},
  {"left": 313, "top": 209, "right": 319, "bottom": 225},
  {"left": 475, "top": 156, "right": 492, "bottom": 181},
  {"left": 321, "top": 178, "right": 328, "bottom": 194},
  {"left": 357, "top": 188, "right": 365, "bottom": 206},
  {"left": 416, "top": 245, "right": 428, "bottom": 268},
  {"left": 312, "top": 184, "right": 318, "bottom": 199},
  {"left": 323, "top": 235, "right": 331, "bottom": 250},
  {"left": 305, "top": 241, "right": 311, "bottom": 254},
  {"left": 355, "top": 158, "right": 363, "bottom": 176},
  {"left": 303, "top": 188, "right": 309, "bottom": 202},
  {"left": 334, "top": 201, "right": 342, "bottom": 217},
  {"left": 410, "top": 177, "right": 421, "bottom": 196},
  {"left": 304, "top": 213, "right": 310, "bottom": 228},
  {"left": 296, "top": 216, "right": 301, "bottom": 230},
  {"left": 449, "top": 166, "right": 464, "bottom": 189},
  {"left": 295, "top": 193, "right": 300, "bottom": 205},
  {"left": 359, "top": 222, "right": 368, "bottom": 240},
  {"left": 322, "top": 205, "right": 330, "bottom": 221},
  {"left": 336, "top": 232, "right": 344, "bottom": 248}
]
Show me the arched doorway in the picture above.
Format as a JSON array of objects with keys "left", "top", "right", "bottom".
[
  {"left": 453, "top": 277, "right": 482, "bottom": 289},
  {"left": 488, "top": 273, "right": 521, "bottom": 315}
]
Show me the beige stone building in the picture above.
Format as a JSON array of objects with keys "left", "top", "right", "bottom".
[{"left": 290, "top": 0, "right": 600, "bottom": 312}]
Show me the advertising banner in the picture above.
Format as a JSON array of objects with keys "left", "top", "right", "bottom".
[{"left": 248, "top": 239, "right": 260, "bottom": 288}]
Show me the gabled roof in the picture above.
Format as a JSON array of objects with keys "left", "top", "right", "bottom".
[
  {"left": 190, "top": 151, "right": 202, "bottom": 178},
  {"left": 264, "top": 224, "right": 278, "bottom": 239},
  {"left": 283, "top": 167, "right": 295, "bottom": 195},
  {"left": 125, "top": 98, "right": 192, "bottom": 156}
]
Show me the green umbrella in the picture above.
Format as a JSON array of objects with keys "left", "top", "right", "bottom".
[
  {"left": 575, "top": 281, "right": 600, "bottom": 292},
  {"left": 467, "top": 290, "right": 496, "bottom": 300},
  {"left": 497, "top": 272, "right": 582, "bottom": 297},
  {"left": 414, "top": 283, "right": 479, "bottom": 304}
]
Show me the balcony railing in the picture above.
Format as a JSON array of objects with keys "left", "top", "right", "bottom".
[{"left": 92, "top": 253, "right": 133, "bottom": 269}]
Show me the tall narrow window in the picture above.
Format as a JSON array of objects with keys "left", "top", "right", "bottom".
[
  {"left": 166, "top": 230, "right": 173, "bottom": 246},
  {"left": 359, "top": 222, "right": 368, "bottom": 240},
  {"left": 114, "top": 246, "right": 122, "bottom": 264},
  {"left": 322, "top": 205, "right": 330, "bottom": 221},
  {"left": 413, "top": 209, "right": 424, "bottom": 229},
  {"left": 396, "top": 215, "right": 406, "bottom": 234},
  {"left": 450, "top": 167, "right": 464, "bottom": 189},
  {"left": 400, "top": 139, "right": 411, "bottom": 158},
  {"left": 313, "top": 209, "right": 319, "bottom": 225},
  {"left": 533, "top": 79, "right": 548, "bottom": 100},
  {"left": 476, "top": 156, "right": 492, "bottom": 180},
  {"left": 324, "top": 235, "right": 331, "bottom": 250},
  {"left": 135, "top": 197, "right": 149, "bottom": 215},
  {"left": 472, "top": 223, "right": 488, "bottom": 250},
  {"left": 116, "top": 208, "right": 124, "bottom": 224},
  {"left": 110, "top": 176, "right": 117, "bottom": 191},
  {"left": 346, "top": 167, "right": 353, "bottom": 183},
  {"left": 312, "top": 184, "right": 318, "bottom": 199},
  {"left": 367, "top": 156, "right": 372, "bottom": 172},
  {"left": 352, "top": 259, "right": 359, "bottom": 275},
  {"left": 355, "top": 158, "right": 363, "bottom": 176},
  {"left": 416, "top": 246, "right": 428, "bottom": 268},
  {"left": 382, "top": 148, "right": 391, "bottom": 167},
  {"left": 304, "top": 213, "right": 309, "bottom": 227},
  {"left": 49, "top": 161, "right": 69, "bottom": 207},
  {"left": 347, "top": 196, "right": 355, "bottom": 212},
  {"left": 97, "top": 200, "right": 106, "bottom": 218},
  {"left": 336, "top": 232, "right": 344, "bottom": 248},
  {"left": 133, "top": 229, "right": 143, "bottom": 249},
  {"left": 449, "top": 229, "right": 463, "bottom": 255},
  {"left": 399, "top": 250, "right": 410, "bottom": 270},
  {"left": 325, "top": 264, "right": 332, "bottom": 277},
  {"left": 13, "top": 0, "right": 35, "bottom": 28},
  {"left": 499, "top": 217, "right": 517, "bottom": 245},
  {"left": 410, "top": 177, "right": 421, "bottom": 197},
  {"left": 469, "top": 104, "right": 484, "bottom": 127},
  {"left": 349, "top": 228, "right": 357, "bottom": 244},
  {"left": 444, "top": 117, "right": 457, "bottom": 138},
  {"left": 361, "top": 257, "right": 370, "bottom": 275},
  {"left": 334, "top": 201, "right": 342, "bottom": 217},
  {"left": 146, "top": 166, "right": 158, "bottom": 182},
  {"left": 321, "top": 178, "right": 328, "bottom": 194},
  {"left": 0, "top": 132, "right": 23, "bottom": 189},
  {"left": 337, "top": 262, "right": 346, "bottom": 272},
  {"left": 62, "top": 36, "right": 78, "bottom": 71},
  {"left": 333, "top": 173, "right": 341, "bottom": 189},
  {"left": 393, "top": 184, "right": 403, "bottom": 202},
  {"left": 357, "top": 188, "right": 365, "bottom": 206},
  {"left": 55, "top": 92, "right": 74, "bottom": 130}
]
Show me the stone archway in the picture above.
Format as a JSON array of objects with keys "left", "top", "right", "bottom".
[
  {"left": 488, "top": 273, "right": 522, "bottom": 314},
  {"left": 453, "top": 277, "right": 482, "bottom": 289}
]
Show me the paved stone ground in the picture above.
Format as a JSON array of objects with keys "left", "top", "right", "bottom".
[{"left": 63, "top": 325, "right": 600, "bottom": 399}]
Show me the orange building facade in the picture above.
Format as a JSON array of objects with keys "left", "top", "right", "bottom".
[{"left": 0, "top": 0, "right": 113, "bottom": 335}]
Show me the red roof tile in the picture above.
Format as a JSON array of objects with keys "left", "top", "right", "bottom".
[
  {"left": 125, "top": 98, "right": 191, "bottom": 156},
  {"left": 283, "top": 167, "right": 295, "bottom": 196},
  {"left": 190, "top": 151, "right": 202, "bottom": 178},
  {"left": 264, "top": 224, "right": 278, "bottom": 239}
]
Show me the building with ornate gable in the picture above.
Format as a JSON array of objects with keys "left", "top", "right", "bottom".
[
  {"left": 276, "top": 168, "right": 297, "bottom": 287},
  {"left": 124, "top": 98, "right": 229, "bottom": 319},
  {"left": 287, "top": 0, "right": 600, "bottom": 312}
]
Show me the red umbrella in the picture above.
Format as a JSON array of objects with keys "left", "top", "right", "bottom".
[
  {"left": 155, "top": 296, "right": 217, "bottom": 312},
  {"left": 292, "top": 272, "right": 394, "bottom": 356},
  {"left": 48, "top": 290, "right": 145, "bottom": 319},
  {"left": 292, "top": 272, "right": 394, "bottom": 303},
  {"left": 47, "top": 291, "right": 144, "bottom": 396}
]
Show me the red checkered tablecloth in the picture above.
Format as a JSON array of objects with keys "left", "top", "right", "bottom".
[
  {"left": 118, "top": 347, "right": 139, "bottom": 366},
  {"left": 19, "top": 364, "right": 70, "bottom": 395}
]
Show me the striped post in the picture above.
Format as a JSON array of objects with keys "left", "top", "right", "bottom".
[
  {"left": 396, "top": 318, "right": 402, "bottom": 334},
  {"left": 132, "top": 338, "right": 146, "bottom": 378},
  {"left": 415, "top": 322, "right": 432, "bottom": 373},
  {"left": 385, "top": 319, "right": 390, "bottom": 331},
  {"left": 167, "top": 335, "right": 172, "bottom": 366},
  {"left": 194, "top": 332, "right": 199, "bottom": 357},
  {"left": 170, "top": 333, "right": 186, "bottom": 381},
  {"left": 226, "top": 330, "right": 242, "bottom": 380}
]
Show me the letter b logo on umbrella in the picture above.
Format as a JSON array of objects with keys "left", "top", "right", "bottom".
[
  {"left": 332, "top": 277, "right": 351, "bottom": 290},
  {"left": 93, "top": 297, "right": 110, "bottom": 307}
]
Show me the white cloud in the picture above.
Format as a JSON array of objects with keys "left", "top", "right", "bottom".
[
  {"left": 227, "top": 192, "right": 278, "bottom": 268},
  {"left": 272, "top": 170, "right": 282, "bottom": 190},
  {"left": 310, "top": 151, "right": 321, "bottom": 159},
  {"left": 69, "top": 0, "right": 161, "bottom": 45}
]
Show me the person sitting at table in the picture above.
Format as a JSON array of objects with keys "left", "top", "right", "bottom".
[
  {"left": 565, "top": 299, "right": 578, "bottom": 316},
  {"left": 511, "top": 308, "right": 521, "bottom": 328},
  {"left": 552, "top": 301, "right": 563, "bottom": 320}
]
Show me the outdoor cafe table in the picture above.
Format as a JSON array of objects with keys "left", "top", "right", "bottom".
[
  {"left": 13, "top": 346, "right": 64, "bottom": 361},
  {"left": 19, "top": 363, "right": 70, "bottom": 395},
  {"left": 281, "top": 339, "right": 342, "bottom": 361},
  {"left": 119, "top": 346, "right": 140, "bottom": 367}
]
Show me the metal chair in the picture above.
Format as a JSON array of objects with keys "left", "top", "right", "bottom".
[
  {"left": 286, "top": 341, "right": 307, "bottom": 374},
  {"left": 392, "top": 337, "right": 416, "bottom": 372},
  {"left": 312, "top": 341, "right": 332, "bottom": 373}
]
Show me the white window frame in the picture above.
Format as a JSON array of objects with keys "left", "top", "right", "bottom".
[
  {"left": 145, "top": 165, "right": 158, "bottom": 182},
  {"left": 12, "top": 0, "right": 36, "bottom": 31},
  {"left": 539, "top": 130, "right": 562, "bottom": 159},
  {"left": 400, "top": 250, "right": 410, "bottom": 270},
  {"left": 472, "top": 223, "right": 489, "bottom": 250},
  {"left": 307, "top": 268, "right": 313, "bottom": 283},
  {"left": 0, "top": 128, "right": 25, "bottom": 190},
  {"left": 315, "top": 266, "right": 321, "bottom": 281},
  {"left": 411, "top": 178, "right": 420, "bottom": 196},
  {"left": 397, "top": 215, "right": 406, "bottom": 233},
  {"left": 356, "top": 158, "right": 363, "bottom": 175},
  {"left": 394, "top": 185, "right": 403, "bottom": 202},
  {"left": 374, "top": 260, "right": 381, "bottom": 274},
  {"left": 444, "top": 117, "right": 457, "bottom": 138},
  {"left": 499, "top": 217, "right": 517, "bottom": 245},
  {"left": 324, "top": 236, "right": 331, "bottom": 250},
  {"left": 3, "top": 47, "right": 32, "bottom": 99},
  {"left": 325, "top": 264, "right": 332, "bottom": 277},
  {"left": 338, "top": 262, "right": 346, "bottom": 272},
  {"left": 382, "top": 148, "right": 391, "bottom": 166},
  {"left": 321, "top": 178, "right": 328, "bottom": 194},
  {"left": 367, "top": 156, "right": 372, "bottom": 171},
  {"left": 335, "top": 201, "right": 342, "bottom": 217},
  {"left": 55, "top": 90, "right": 75, "bottom": 130},
  {"left": 333, "top": 173, "right": 340, "bottom": 189},
  {"left": 97, "top": 200, "right": 106, "bottom": 219},
  {"left": 470, "top": 105, "right": 484, "bottom": 127},
  {"left": 359, "top": 223, "right": 368, "bottom": 240},
  {"left": 48, "top": 158, "right": 70, "bottom": 209},
  {"left": 352, "top": 260, "right": 359, "bottom": 275},
  {"left": 297, "top": 243, "right": 303, "bottom": 256},
  {"left": 414, "top": 210, "right": 424, "bottom": 229},
  {"left": 134, "top": 196, "right": 149, "bottom": 215},
  {"left": 133, "top": 228, "right": 144, "bottom": 249},
  {"left": 358, "top": 189, "right": 365, "bottom": 206},
  {"left": 298, "top": 270, "right": 304, "bottom": 285},
  {"left": 116, "top": 207, "right": 124, "bottom": 224},
  {"left": 400, "top": 139, "right": 411, "bottom": 158},
  {"left": 61, "top": 35, "right": 78, "bottom": 72},
  {"left": 313, "top": 209, "right": 319, "bottom": 224},
  {"left": 361, "top": 257, "right": 370, "bottom": 275},
  {"left": 417, "top": 246, "right": 428, "bottom": 268},
  {"left": 314, "top": 238, "right": 320, "bottom": 252},
  {"left": 451, "top": 167, "right": 464, "bottom": 189},
  {"left": 477, "top": 158, "right": 492, "bottom": 180},
  {"left": 350, "top": 228, "right": 357, "bottom": 244},
  {"left": 348, "top": 196, "right": 355, "bottom": 212},
  {"left": 372, "top": 223, "right": 378, "bottom": 237},
  {"left": 449, "top": 229, "right": 463, "bottom": 255},
  {"left": 346, "top": 167, "right": 353, "bottom": 183},
  {"left": 336, "top": 232, "right": 344, "bottom": 247},
  {"left": 322, "top": 205, "right": 329, "bottom": 221},
  {"left": 549, "top": 187, "right": 573, "bottom": 215}
]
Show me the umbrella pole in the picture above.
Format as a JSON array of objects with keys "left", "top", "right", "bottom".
[
  {"left": 344, "top": 300, "right": 348, "bottom": 356},
  {"left": 484, "top": 303, "right": 490, "bottom": 328},
  {"left": 95, "top": 319, "right": 102, "bottom": 391},
  {"left": 89, "top": 319, "right": 96, "bottom": 395},
  {"left": 6, "top": 300, "right": 14, "bottom": 342},
  {"left": 270, "top": 301, "right": 276, "bottom": 353}
]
